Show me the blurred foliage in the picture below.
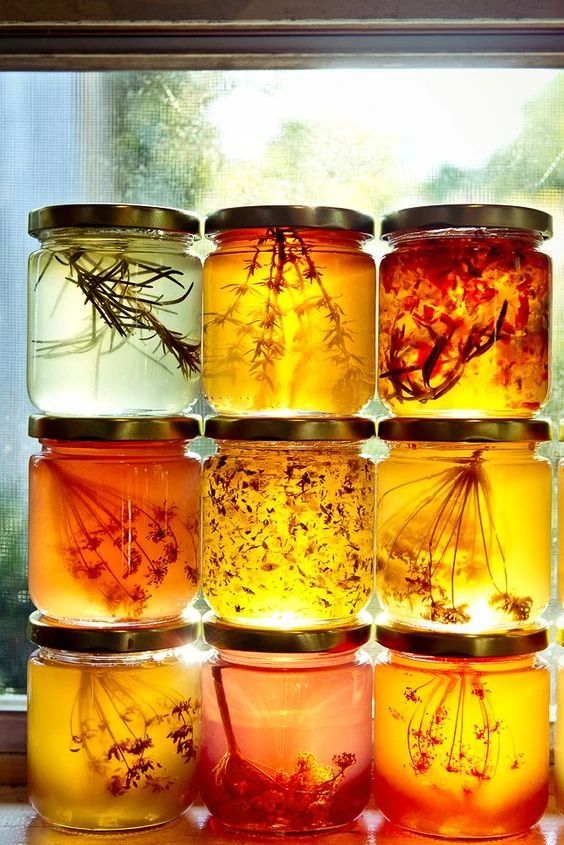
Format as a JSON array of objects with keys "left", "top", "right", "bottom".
[{"left": 0, "top": 486, "right": 32, "bottom": 694}]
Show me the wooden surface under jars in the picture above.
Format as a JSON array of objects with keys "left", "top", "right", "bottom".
[{"left": 0, "top": 787, "right": 561, "bottom": 845}]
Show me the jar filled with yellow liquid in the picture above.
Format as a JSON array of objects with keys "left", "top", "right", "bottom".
[
  {"left": 378, "top": 204, "right": 552, "bottom": 417},
  {"left": 376, "top": 418, "right": 551, "bottom": 630},
  {"left": 554, "top": 620, "right": 564, "bottom": 813},
  {"left": 203, "top": 205, "right": 376, "bottom": 415},
  {"left": 203, "top": 416, "right": 376, "bottom": 626},
  {"left": 28, "top": 204, "right": 202, "bottom": 415},
  {"left": 27, "top": 612, "right": 201, "bottom": 830},
  {"left": 374, "top": 619, "right": 549, "bottom": 837}
]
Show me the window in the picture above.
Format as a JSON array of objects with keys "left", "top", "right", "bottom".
[{"left": 1, "top": 67, "right": 563, "bottom": 699}]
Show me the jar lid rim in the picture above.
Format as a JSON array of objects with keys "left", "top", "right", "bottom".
[
  {"left": 203, "top": 613, "right": 372, "bottom": 653},
  {"left": 28, "top": 204, "right": 201, "bottom": 236},
  {"left": 29, "top": 415, "right": 202, "bottom": 441},
  {"left": 28, "top": 610, "right": 200, "bottom": 652},
  {"left": 205, "top": 205, "right": 374, "bottom": 236},
  {"left": 380, "top": 203, "right": 552, "bottom": 240},
  {"left": 378, "top": 418, "right": 551, "bottom": 443},
  {"left": 204, "top": 416, "right": 375, "bottom": 442},
  {"left": 375, "top": 616, "right": 548, "bottom": 657}
]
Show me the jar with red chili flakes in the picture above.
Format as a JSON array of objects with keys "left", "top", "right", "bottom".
[{"left": 378, "top": 204, "right": 552, "bottom": 417}]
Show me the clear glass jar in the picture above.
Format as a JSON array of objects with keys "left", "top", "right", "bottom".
[
  {"left": 373, "top": 620, "right": 549, "bottom": 838},
  {"left": 200, "top": 616, "right": 373, "bottom": 834},
  {"left": 376, "top": 419, "right": 551, "bottom": 630},
  {"left": 27, "top": 612, "right": 201, "bottom": 831},
  {"left": 378, "top": 204, "right": 552, "bottom": 417},
  {"left": 28, "top": 416, "right": 201, "bottom": 625},
  {"left": 203, "top": 416, "right": 375, "bottom": 626},
  {"left": 28, "top": 204, "right": 202, "bottom": 415},
  {"left": 203, "top": 205, "right": 376, "bottom": 415}
]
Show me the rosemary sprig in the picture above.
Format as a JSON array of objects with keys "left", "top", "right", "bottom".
[{"left": 35, "top": 248, "right": 200, "bottom": 378}]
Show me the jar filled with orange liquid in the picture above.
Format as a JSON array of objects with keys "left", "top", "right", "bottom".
[
  {"left": 373, "top": 619, "right": 549, "bottom": 838},
  {"left": 200, "top": 615, "right": 373, "bottom": 834},
  {"left": 554, "top": 620, "right": 564, "bottom": 813},
  {"left": 27, "top": 611, "right": 201, "bottom": 831},
  {"left": 28, "top": 416, "right": 201, "bottom": 625},
  {"left": 203, "top": 416, "right": 375, "bottom": 626},
  {"left": 28, "top": 204, "right": 202, "bottom": 415},
  {"left": 378, "top": 204, "right": 552, "bottom": 417},
  {"left": 376, "top": 418, "right": 551, "bottom": 630},
  {"left": 203, "top": 205, "right": 376, "bottom": 415}
]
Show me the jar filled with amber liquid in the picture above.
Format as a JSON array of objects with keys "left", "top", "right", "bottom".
[
  {"left": 203, "top": 416, "right": 375, "bottom": 626},
  {"left": 376, "top": 418, "right": 551, "bottom": 630},
  {"left": 203, "top": 205, "right": 376, "bottom": 415},
  {"left": 27, "top": 612, "right": 201, "bottom": 831},
  {"left": 373, "top": 619, "right": 549, "bottom": 838},
  {"left": 378, "top": 204, "right": 552, "bottom": 417},
  {"left": 28, "top": 415, "right": 201, "bottom": 625},
  {"left": 28, "top": 204, "right": 202, "bottom": 415},
  {"left": 554, "top": 620, "right": 564, "bottom": 813},
  {"left": 200, "top": 615, "right": 373, "bottom": 834}
]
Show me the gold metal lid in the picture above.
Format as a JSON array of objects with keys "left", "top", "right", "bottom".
[
  {"left": 203, "top": 614, "right": 372, "bottom": 653},
  {"left": 204, "top": 416, "right": 375, "bottom": 442},
  {"left": 381, "top": 203, "right": 553, "bottom": 240},
  {"left": 375, "top": 617, "right": 548, "bottom": 658},
  {"left": 28, "top": 610, "right": 200, "bottom": 653},
  {"left": 29, "top": 415, "right": 201, "bottom": 441},
  {"left": 378, "top": 418, "right": 551, "bottom": 443},
  {"left": 205, "top": 205, "right": 374, "bottom": 236},
  {"left": 28, "top": 204, "right": 200, "bottom": 236}
]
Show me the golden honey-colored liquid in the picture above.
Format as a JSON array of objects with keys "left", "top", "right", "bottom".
[
  {"left": 29, "top": 441, "right": 200, "bottom": 625},
  {"left": 376, "top": 443, "right": 551, "bottom": 630},
  {"left": 378, "top": 232, "right": 550, "bottom": 417},
  {"left": 374, "top": 651, "right": 549, "bottom": 837},
  {"left": 554, "top": 658, "right": 564, "bottom": 812},
  {"left": 203, "top": 229, "right": 376, "bottom": 415},
  {"left": 28, "top": 648, "right": 200, "bottom": 830},
  {"left": 558, "top": 463, "right": 564, "bottom": 608},
  {"left": 202, "top": 442, "right": 375, "bottom": 626}
]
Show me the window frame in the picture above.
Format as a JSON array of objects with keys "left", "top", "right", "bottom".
[{"left": 1, "top": 1, "right": 564, "bottom": 778}]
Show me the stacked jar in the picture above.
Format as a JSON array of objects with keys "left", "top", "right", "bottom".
[
  {"left": 200, "top": 205, "right": 377, "bottom": 833},
  {"left": 25, "top": 204, "right": 204, "bottom": 831},
  {"left": 374, "top": 203, "right": 553, "bottom": 836}
]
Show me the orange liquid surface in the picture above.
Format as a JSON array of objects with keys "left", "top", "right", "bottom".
[
  {"left": 378, "top": 235, "right": 550, "bottom": 416},
  {"left": 29, "top": 443, "right": 200, "bottom": 624},
  {"left": 374, "top": 652, "right": 549, "bottom": 838}
]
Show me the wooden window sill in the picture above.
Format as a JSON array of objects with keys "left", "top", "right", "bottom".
[{"left": 0, "top": 786, "right": 562, "bottom": 845}]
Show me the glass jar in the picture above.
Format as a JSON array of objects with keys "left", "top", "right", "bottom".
[
  {"left": 200, "top": 616, "right": 373, "bottom": 834},
  {"left": 28, "top": 204, "right": 202, "bottom": 415},
  {"left": 373, "top": 620, "right": 549, "bottom": 838},
  {"left": 378, "top": 204, "right": 552, "bottom": 417},
  {"left": 28, "top": 416, "right": 201, "bottom": 625},
  {"left": 203, "top": 416, "right": 375, "bottom": 626},
  {"left": 203, "top": 205, "right": 376, "bottom": 415},
  {"left": 554, "top": 621, "right": 564, "bottom": 813},
  {"left": 27, "top": 612, "right": 201, "bottom": 831},
  {"left": 376, "top": 418, "right": 551, "bottom": 631}
]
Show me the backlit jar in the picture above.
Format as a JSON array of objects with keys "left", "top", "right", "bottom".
[
  {"left": 28, "top": 415, "right": 201, "bottom": 625},
  {"left": 203, "top": 205, "right": 376, "bottom": 415},
  {"left": 201, "top": 616, "right": 373, "bottom": 834},
  {"left": 378, "top": 204, "right": 552, "bottom": 417},
  {"left": 28, "top": 204, "right": 202, "bottom": 415},
  {"left": 27, "top": 612, "right": 201, "bottom": 831},
  {"left": 203, "top": 416, "right": 375, "bottom": 626},
  {"left": 557, "top": 425, "right": 564, "bottom": 609},
  {"left": 553, "top": 621, "right": 564, "bottom": 812},
  {"left": 373, "top": 620, "right": 549, "bottom": 838},
  {"left": 376, "top": 418, "right": 551, "bottom": 631}
]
